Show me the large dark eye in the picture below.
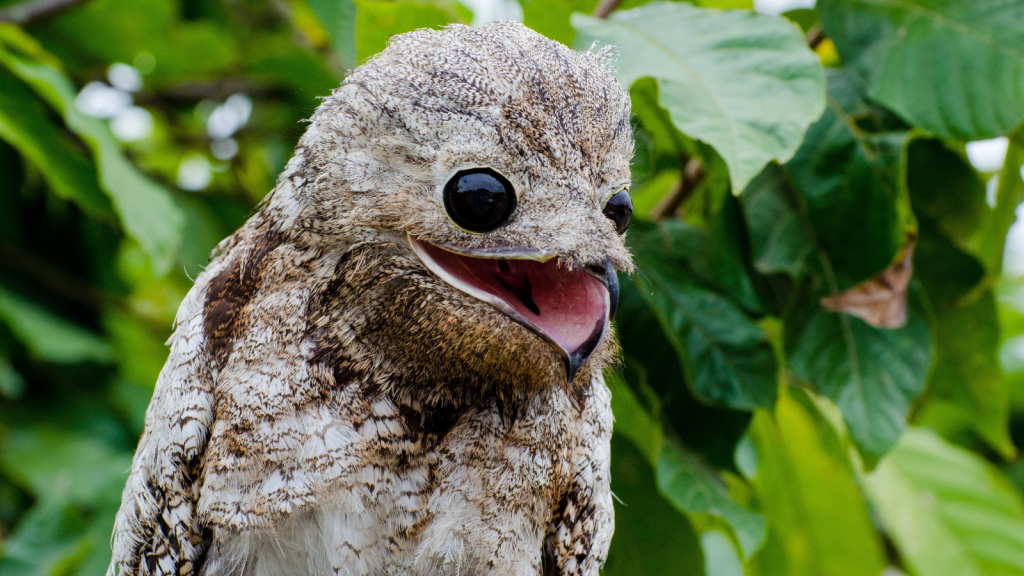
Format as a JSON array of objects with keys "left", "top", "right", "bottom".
[
  {"left": 603, "top": 189, "right": 632, "bottom": 234},
  {"left": 443, "top": 168, "right": 517, "bottom": 233}
]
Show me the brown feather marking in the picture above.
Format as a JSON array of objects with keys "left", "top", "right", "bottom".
[{"left": 203, "top": 230, "right": 283, "bottom": 363}]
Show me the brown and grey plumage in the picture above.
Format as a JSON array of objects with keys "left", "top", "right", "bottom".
[{"left": 108, "top": 21, "right": 635, "bottom": 576}]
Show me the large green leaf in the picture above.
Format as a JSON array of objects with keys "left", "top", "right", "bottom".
[
  {"left": 864, "top": 427, "right": 1024, "bottom": 576},
  {"left": 906, "top": 139, "right": 988, "bottom": 253},
  {"left": 0, "top": 73, "right": 110, "bottom": 218},
  {"left": 786, "top": 69, "right": 913, "bottom": 289},
  {"left": 907, "top": 138, "right": 1014, "bottom": 457},
  {"left": 928, "top": 293, "right": 1014, "bottom": 458},
  {"left": 658, "top": 438, "right": 766, "bottom": 559},
  {"left": 31, "top": 0, "right": 237, "bottom": 88},
  {"left": 609, "top": 372, "right": 766, "bottom": 560},
  {"left": 0, "top": 427, "right": 130, "bottom": 576},
  {"left": 701, "top": 530, "right": 744, "bottom": 576},
  {"left": 746, "top": 388, "right": 886, "bottom": 576},
  {"left": 573, "top": 2, "right": 825, "bottom": 191},
  {"left": 604, "top": 435, "right": 705, "bottom": 576},
  {"left": 821, "top": 0, "right": 1024, "bottom": 141},
  {"left": 523, "top": 0, "right": 595, "bottom": 47},
  {"left": 607, "top": 371, "right": 663, "bottom": 466},
  {"left": 0, "top": 427, "right": 130, "bottom": 506},
  {"left": 785, "top": 292, "right": 933, "bottom": 460},
  {"left": 974, "top": 132, "right": 1024, "bottom": 277},
  {"left": 738, "top": 162, "right": 813, "bottom": 280},
  {"left": 309, "top": 0, "right": 358, "bottom": 69},
  {"left": 0, "top": 26, "right": 184, "bottom": 275},
  {"left": 616, "top": 277, "right": 756, "bottom": 469},
  {"left": 629, "top": 221, "right": 777, "bottom": 410},
  {"left": 354, "top": 0, "right": 462, "bottom": 61},
  {"left": 0, "top": 288, "right": 112, "bottom": 365}
]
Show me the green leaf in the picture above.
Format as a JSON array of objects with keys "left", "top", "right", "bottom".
[
  {"left": 0, "top": 72, "right": 110, "bottom": 218},
  {"left": 906, "top": 138, "right": 1013, "bottom": 457},
  {"left": 864, "top": 427, "right": 1024, "bottom": 576},
  {"left": 573, "top": 2, "right": 826, "bottom": 191},
  {"left": 928, "top": 293, "right": 1014, "bottom": 459},
  {"left": 746, "top": 388, "right": 886, "bottom": 576},
  {"left": 0, "top": 353, "right": 25, "bottom": 399},
  {"left": 785, "top": 292, "right": 933, "bottom": 459},
  {"left": 0, "top": 288, "right": 112, "bottom": 365},
  {"left": 604, "top": 435, "right": 704, "bottom": 576},
  {"left": 0, "top": 427, "right": 130, "bottom": 506},
  {"left": 701, "top": 530, "right": 744, "bottom": 576},
  {"left": 630, "top": 221, "right": 778, "bottom": 410},
  {"left": 522, "top": 0, "right": 595, "bottom": 47},
  {"left": 786, "top": 69, "right": 914, "bottom": 289},
  {"left": 907, "top": 139, "right": 988, "bottom": 251},
  {"left": 0, "top": 502, "right": 93, "bottom": 576},
  {"left": 0, "top": 426, "right": 128, "bottom": 576},
  {"left": 354, "top": 0, "right": 462, "bottom": 61},
  {"left": 607, "top": 371, "right": 664, "bottom": 466},
  {"left": 0, "top": 26, "right": 184, "bottom": 276},
  {"left": 973, "top": 131, "right": 1024, "bottom": 278},
  {"left": 820, "top": 0, "right": 1024, "bottom": 141},
  {"left": 738, "top": 162, "right": 813, "bottom": 279},
  {"left": 658, "top": 438, "right": 766, "bottom": 559},
  {"left": 616, "top": 278, "right": 755, "bottom": 469},
  {"left": 782, "top": 8, "right": 819, "bottom": 33},
  {"left": 31, "top": 0, "right": 237, "bottom": 88},
  {"left": 309, "top": 0, "right": 358, "bottom": 69}
]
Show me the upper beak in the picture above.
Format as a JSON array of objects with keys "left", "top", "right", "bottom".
[{"left": 410, "top": 235, "right": 619, "bottom": 383}]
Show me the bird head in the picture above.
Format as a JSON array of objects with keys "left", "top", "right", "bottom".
[{"left": 275, "top": 22, "right": 634, "bottom": 404}]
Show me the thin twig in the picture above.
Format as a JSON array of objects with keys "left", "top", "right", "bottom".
[
  {"left": 0, "top": 0, "right": 87, "bottom": 24},
  {"left": 650, "top": 157, "right": 705, "bottom": 220},
  {"left": 592, "top": 0, "right": 624, "bottom": 19}
]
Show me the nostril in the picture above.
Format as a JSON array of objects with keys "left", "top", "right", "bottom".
[{"left": 497, "top": 258, "right": 511, "bottom": 275}]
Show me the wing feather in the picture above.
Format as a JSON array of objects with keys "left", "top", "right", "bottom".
[{"left": 108, "top": 262, "right": 222, "bottom": 576}]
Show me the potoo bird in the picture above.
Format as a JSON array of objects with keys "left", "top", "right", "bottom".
[{"left": 109, "top": 21, "right": 635, "bottom": 576}]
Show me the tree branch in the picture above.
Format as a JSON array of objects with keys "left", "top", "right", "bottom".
[
  {"left": 0, "top": 0, "right": 88, "bottom": 25},
  {"left": 592, "top": 0, "right": 624, "bottom": 19},
  {"left": 650, "top": 157, "right": 705, "bottom": 220},
  {"left": 806, "top": 24, "right": 826, "bottom": 50}
]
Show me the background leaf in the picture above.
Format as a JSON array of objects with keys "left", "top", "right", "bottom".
[
  {"left": 785, "top": 292, "right": 933, "bottom": 460},
  {"left": 630, "top": 220, "right": 778, "bottom": 410},
  {"left": 821, "top": 0, "right": 1024, "bottom": 141},
  {"left": 573, "top": 2, "right": 826, "bottom": 191},
  {"left": 0, "top": 288, "right": 112, "bottom": 364},
  {"left": 746, "top": 388, "right": 886, "bottom": 576},
  {"left": 658, "top": 438, "right": 767, "bottom": 559},
  {"left": 864, "top": 427, "right": 1024, "bottom": 576},
  {"left": 0, "top": 73, "right": 110, "bottom": 218},
  {"left": 0, "top": 26, "right": 185, "bottom": 275}
]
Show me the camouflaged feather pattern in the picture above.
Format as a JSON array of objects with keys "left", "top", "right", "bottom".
[{"left": 109, "top": 21, "right": 633, "bottom": 576}]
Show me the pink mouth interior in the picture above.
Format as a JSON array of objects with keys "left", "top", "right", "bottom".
[{"left": 413, "top": 240, "right": 609, "bottom": 372}]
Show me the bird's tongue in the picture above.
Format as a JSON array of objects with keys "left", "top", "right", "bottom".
[{"left": 412, "top": 239, "right": 609, "bottom": 378}]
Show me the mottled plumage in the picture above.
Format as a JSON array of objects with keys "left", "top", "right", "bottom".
[{"left": 109, "top": 21, "right": 634, "bottom": 576}]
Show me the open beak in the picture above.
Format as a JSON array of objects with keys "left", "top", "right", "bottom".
[{"left": 410, "top": 236, "right": 618, "bottom": 382}]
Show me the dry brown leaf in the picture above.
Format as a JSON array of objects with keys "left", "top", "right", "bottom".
[{"left": 820, "top": 237, "right": 915, "bottom": 329}]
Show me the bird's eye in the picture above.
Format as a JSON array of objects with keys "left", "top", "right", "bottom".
[
  {"left": 443, "top": 168, "right": 517, "bottom": 233},
  {"left": 603, "top": 189, "right": 632, "bottom": 234}
]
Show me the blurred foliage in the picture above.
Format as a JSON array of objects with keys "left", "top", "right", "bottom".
[{"left": 0, "top": 0, "right": 1023, "bottom": 574}]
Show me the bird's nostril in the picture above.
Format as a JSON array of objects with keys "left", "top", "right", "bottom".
[{"left": 497, "top": 258, "right": 511, "bottom": 275}]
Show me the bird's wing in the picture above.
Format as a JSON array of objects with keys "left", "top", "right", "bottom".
[
  {"left": 108, "top": 261, "right": 223, "bottom": 576},
  {"left": 546, "top": 378, "right": 615, "bottom": 576}
]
